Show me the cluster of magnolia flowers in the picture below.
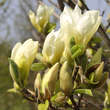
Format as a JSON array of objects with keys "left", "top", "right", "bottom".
[{"left": 9, "top": 4, "right": 108, "bottom": 105}]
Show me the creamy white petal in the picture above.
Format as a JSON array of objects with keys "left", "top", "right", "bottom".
[
  {"left": 42, "top": 30, "right": 64, "bottom": 64},
  {"left": 60, "top": 5, "right": 101, "bottom": 49},
  {"left": 11, "top": 42, "right": 22, "bottom": 60}
]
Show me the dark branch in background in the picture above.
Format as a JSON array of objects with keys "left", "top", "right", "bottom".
[
  {"left": 106, "top": 0, "right": 110, "bottom": 5},
  {"left": 57, "top": 0, "right": 64, "bottom": 11},
  {"left": 64, "top": 0, "right": 75, "bottom": 9},
  {"left": 48, "top": 0, "right": 59, "bottom": 8}
]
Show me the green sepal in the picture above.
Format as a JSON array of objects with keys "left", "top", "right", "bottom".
[
  {"left": 51, "top": 92, "right": 65, "bottom": 103},
  {"left": 91, "top": 36, "right": 102, "bottom": 44},
  {"left": 31, "top": 63, "right": 46, "bottom": 71},
  {"left": 44, "top": 22, "right": 56, "bottom": 35},
  {"left": 88, "top": 48, "right": 102, "bottom": 69},
  {"left": 71, "top": 44, "right": 84, "bottom": 60},
  {"left": 9, "top": 58, "right": 20, "bottom": 86}
]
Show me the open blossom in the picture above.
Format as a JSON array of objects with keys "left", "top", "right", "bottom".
[
  {"left": 42, "top": 30, "right": 64, "bottom": 64},
  {"left": 60, "top": 5, "right": 101, "bottom": 51},
  {"left": 29, "top": 4, "right": 53, "bottom": 32},
  {"left": 10, "top": 39, "right": 39, "bottom": 86}
]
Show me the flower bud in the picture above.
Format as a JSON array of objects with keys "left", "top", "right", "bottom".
[
  {"left": 29, "top": 4, "right": 53, "bottom": 32},
  {"left": 60, "top": 61, "right": 73, "bottom": 95},
  {"left": 94, "top": 62, "right": 104, "bottom": 81},
  {"left": 42, "top": 30, "right": 64, "bottom": 64},
  {"left": 10, "top": 39, "right": 39, "bottom": 86},
  {"left": 55, "top": 92, "right": 65, "bottom": 103},
  {"left": 34, "top": 73, "right": 42, "bottom": 99},
  {"left": 34, "top": 73, "right": 41, "bottom": 91},
  {"left": 41, "top": 63, "right": 59, "bottom": 98}
]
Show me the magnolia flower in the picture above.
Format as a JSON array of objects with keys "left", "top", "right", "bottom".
[
  {"left": 10, "top": 39, "right": 39, "bottom": 86},
  {"left": 42, "top": 63, "right": 59, "bottom": 98},
  {"left": 60, "top": 5, "right": 101, "bottom": 52},
  {"left": 60, "top": 61, "right": 73, "bottom": 94},
  {"left": 42, "top": 30, "right": 64, "bottom": 64},
  {"left": 29, "top": 4, "right": 53, "bottom": 32},
  {"left": 34, "top": 73, "right": 42, "bottom": 99}
]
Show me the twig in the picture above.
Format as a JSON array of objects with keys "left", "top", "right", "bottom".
[
  {"left": 64, "top": 0, "right": 75, "bottom": 9},
  {"left": 70, "top": 95, "right": 79, "bottom": 110},
  {"left": 21, "top": 88, "right": 37, "bottom": 102},
  {"left": 82, "top": 97, "right": 103, "bottom": 110},
  {"left": 78, "top": 94, "right": 83, "bottom": 107},
  {"left": 72, "top": 66, "right": 79, "bottom": 81},
  {"left": 57, "top": 0, "right": 64, "bottom": 11},
  {"left": 48, "top": 0, "right": 59, "bottom": 8}
]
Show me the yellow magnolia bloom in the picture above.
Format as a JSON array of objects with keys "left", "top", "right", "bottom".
[
  {"left": 29, "top": 4, "right": 53, "bottom": 32},
  {"left": 42, "top": 30, "right": 64, "bottom": 64},
  {"left": 10, "top": 39, "right": 39, "bottom": 86},
  {"left": 60, "top": 5, "right": 101, "bottom": 53}
]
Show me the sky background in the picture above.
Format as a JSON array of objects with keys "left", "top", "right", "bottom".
[{"left": 0, "top": 0, "right": 110, "bottom": 44}]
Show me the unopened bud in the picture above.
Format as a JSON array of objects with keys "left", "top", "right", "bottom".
[
  {"left": 60, "top": 61, "right": 73, "bottom": 95},
  {"left": 95, "top": 62, "right": 104, "bottom": 81},
  {"left": 55, "top": 92, "right": 65, "bottom": 103},
  {"left": 42, "top": 63, "right": 59, "bottom": 97},
  {"left": 34, "top": 73, "right": 42, "bottom": 90}
]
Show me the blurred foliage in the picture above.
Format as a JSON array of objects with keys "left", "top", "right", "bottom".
[{"left": 0, "top": 42, "right": 33, "bottom": 110}]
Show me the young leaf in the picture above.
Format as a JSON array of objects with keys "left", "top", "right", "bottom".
[
  {"left": 73, "top": 89, "right": 93, "bottom": 96},
  {"left": 9, "top": 58, "right": 20, "bottom": 84},
  {"left": 88, "top": 48, "right": 102, "bottom": 69},
  {"left": 31, "top": 63, "right": 46, "bottom": 71},
  {"left": 7, "top": 88, "right": 20, "bottom": 94},
  {"left": 86, "top": 72, "right": 109, "bottom": 89},
  {"left": 38, "top": 100, "right": 49, "bottom": 110},
  {"left": 44, "top": 22, "right": 56, "bottom": 35}
]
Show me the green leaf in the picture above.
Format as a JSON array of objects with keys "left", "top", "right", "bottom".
[
  {"left": 44, "top": 22, "right": 56, "bottom": 35},
  {"left": 31, "top": 63, "right": 46, "bottom": 71},
  {"left": 91, "top": 36, "right": 102, "bottom": 44},
  {"left": 7, "top": 88, "right": 20, "bottom": 94},
  {"left": 88, "top": 48, "right": 102, "bottom": 69},
  {"left": 86, "top": 72, "right": 109, "bottom": 89},
  {"left": 73, "top": 89, "right": 93, "bottom": 96},
  {"left": 9, "top": 58, "right": 20, "bottom": 84},
  {"left": 85, "top": 78, "right": 99, "bottom": 85},
  {"left": 38, "top": 100, "right": 49, "bottom": 110}
]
